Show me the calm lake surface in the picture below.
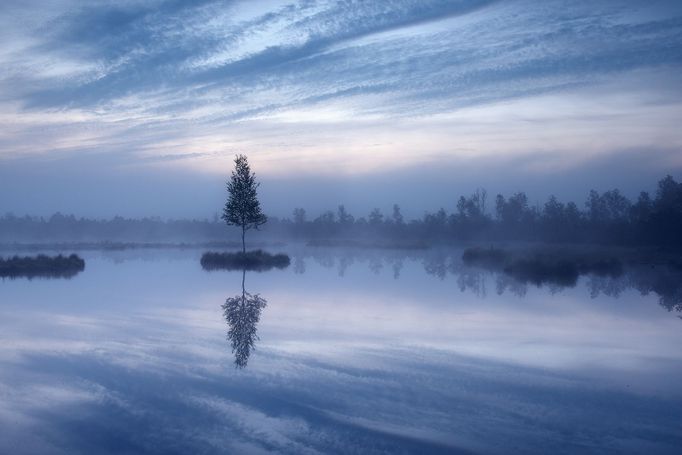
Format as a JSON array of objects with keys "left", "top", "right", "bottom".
[{"left": 1, "top": 247, "right": 681, "bottom": 454}]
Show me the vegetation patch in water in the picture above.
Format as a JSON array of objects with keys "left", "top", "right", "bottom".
[
  {"left": 0, "top": 254, "right": 85, "bottom": 279},
  {"left": 462, "top": 246, "right": 623, "bottom": 286},
  {"left": 201, "top": 250, "right": 290, "bottom": 271}
]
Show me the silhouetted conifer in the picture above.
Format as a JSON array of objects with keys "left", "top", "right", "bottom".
[{"left": 222, "top": 155, "right": 267, "bottom": 252}]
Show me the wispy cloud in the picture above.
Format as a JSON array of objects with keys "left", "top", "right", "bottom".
[{"left": 0, "top": 0, "right": 680, "bottom": 215}]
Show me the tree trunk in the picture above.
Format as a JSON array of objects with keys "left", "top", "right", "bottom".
[{"left": 241, "top": 226, "right": 246, "bottom": 253}]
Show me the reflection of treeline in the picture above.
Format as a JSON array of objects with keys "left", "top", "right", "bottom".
[
  {"left": 2, "top": 175, "right": 681, "bottom": 248},
  {"left": 289, "top": 248, "right": 682, "bottom": 312},
  {"left": 454, "top": 256, "right": 681, "bottom": 312},
  {"left": 462, "top": 247, "right": 624, "bottom": 287},
  {"left": 0, "top": 254, "right": 85, "bottom": 279}
]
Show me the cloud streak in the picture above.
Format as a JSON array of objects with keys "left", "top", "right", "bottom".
[{"left": 0, "top": 0, "right": 681, "bottom": 216}]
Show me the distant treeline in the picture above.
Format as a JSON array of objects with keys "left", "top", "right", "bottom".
[
  {"left": 1, "top": 175, "right": 681, "bottom": 249},
  {"left": 287, "top": 175, "right": 682, "bottom": 249}
]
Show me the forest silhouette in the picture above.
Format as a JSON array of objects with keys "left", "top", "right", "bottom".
[{"left": 2, "top": 175, "right": 681, "bottom": 250}]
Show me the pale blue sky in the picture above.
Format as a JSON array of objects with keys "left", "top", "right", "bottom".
[{"left": 1, "top": 0, "right": 681, "bottom": 218}]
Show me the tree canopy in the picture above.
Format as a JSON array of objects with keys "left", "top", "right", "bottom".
[{"left": 222, "top": 154, "right": 267, "bottom": 252}]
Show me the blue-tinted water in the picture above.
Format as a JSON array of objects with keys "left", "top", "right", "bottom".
[{"left": 1, "top": 248, "right": 681, "bottom": 454}]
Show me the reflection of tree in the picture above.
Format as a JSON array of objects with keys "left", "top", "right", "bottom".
[
  {"left": 337, "top": 256, "right": 354, "bottom": 277},
  {"left": 587, "top": 275, "right": 629, "bottom": 299},
  {"left": 425, "top": 251, "right": 682, "bottom": 313},
  {"left": 423, "top": 254, "right": 448, "bottom": 280},
  {"left": 495, "top": 273, "right": 527, "bottom": 297},
  {"left": 297, "top": 249, "right": 421, "bottom": 278},
  {"left": 293, "top": 255, "right": 306, "bottom": 274},
  {"left": 314, "top": 254, "right": 335, "bottom": 269},
  {"left": 284, "top": 248, "right": 682, "bottom": 316},
  {"left": 368, "top": 257, "right": 383, "bottom": 275},
  {"left": 462, "top": 259, "right": 682, "bottom": 314},
  {"left": 588, "top": 265, "right": 682, "bottom": 313},
  {"left": 222, "top": 269, "right": 267, "bottom": 368},
  {"left": 457, "top": 268, "right": 487, "bottom": 297},
  {"left": 392, "top": 259, "right": 403, "bottom": 279}
]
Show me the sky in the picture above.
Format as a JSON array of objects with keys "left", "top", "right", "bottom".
[{"left": 1, "top": 0, "right": 681, "bottom": 219}]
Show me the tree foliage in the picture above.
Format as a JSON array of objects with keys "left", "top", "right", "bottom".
[{"left": 222, "top": 154, "right": 267, "bottom": 252}]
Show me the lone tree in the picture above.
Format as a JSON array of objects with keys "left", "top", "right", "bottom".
[{"left": 222, "top": 154, "right": 267, "bottom": 252}]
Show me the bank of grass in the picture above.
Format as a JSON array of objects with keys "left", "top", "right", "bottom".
[
  {"left": 0, "top": 254, "right": 85, "bottom": 279},
  {"left": 201, "top": 250, "right": 290, "bottom": 271}
]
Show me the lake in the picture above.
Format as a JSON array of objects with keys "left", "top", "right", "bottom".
[{"left": 1, "top": 247, "right": 681, "bottom": 454}]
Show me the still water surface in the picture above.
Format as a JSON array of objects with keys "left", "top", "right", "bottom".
[{"left": 1, "top": 248, "right": 681, "bottom": 454}]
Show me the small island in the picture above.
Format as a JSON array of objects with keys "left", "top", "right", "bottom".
[
  {"left": 201, "top": 155, "right": 290, "bottom": 271},
  {"left": 201, "top": 250, "right": 290, "bottom": 272},
  {"left": 0, "top": 254, "right": 85, "bottom": 279}
]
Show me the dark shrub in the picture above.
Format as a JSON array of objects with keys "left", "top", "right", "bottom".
[
  {"left": 201, "top": 250, "right": 290, "bottom": 272},
  {"left": 0, "top": 254, "right": 85, "bottom": 279}
]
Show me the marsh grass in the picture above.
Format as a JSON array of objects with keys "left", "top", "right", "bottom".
[
  {"left": 0, "top": 254, "right": 85, "bottom": 279},
  {"left": 201, "top": 250, "right": 290, "bottom": 271}
]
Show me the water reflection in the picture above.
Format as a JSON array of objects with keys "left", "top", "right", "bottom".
[
  {"left": 222, "top": 269, "right": 267, "bottom": 368},
  {"left": 292, "top": 248, "right": 682, "bottom": 314},
  {"left": 2, "top": 249, "right": 682, "bottom": 453},
  {"left": 588, "top": 265, "right": 682, "bottom": 312},
  {"left": 449, "top": 257, "right": 682, "bottom": 313},
  {"left": 292, "top": 248, "right": 422, "bottom": 277}
]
